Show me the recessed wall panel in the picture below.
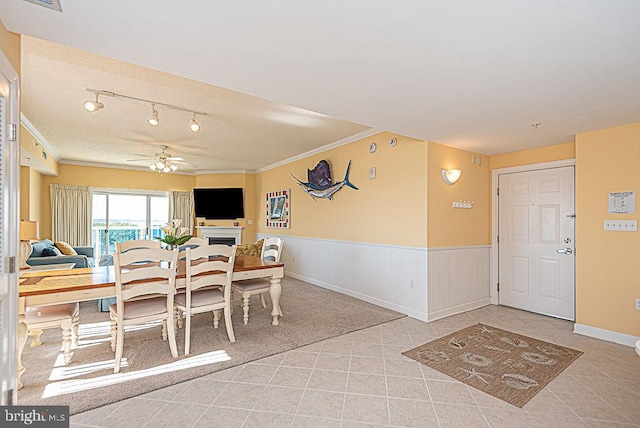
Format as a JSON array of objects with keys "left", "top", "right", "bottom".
[
  {"left": 511, "top": 206, "right": 529, "bottom": 242},
  {"left": 539, "top": 204, "right": 560, "bottom": 243},
  {"left": 539, "top": 258, "right": 560, "bottom": 299},
  {"left": 511, "top": 256, "right": 529, "bottom": 294}
]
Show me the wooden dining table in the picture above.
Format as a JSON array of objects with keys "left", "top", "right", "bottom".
[{"left": 17, "top": 255, "right": 284, "bottom": 389}]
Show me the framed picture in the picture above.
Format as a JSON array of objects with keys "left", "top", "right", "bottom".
[{"left": 266, "top": 189, "right": 290, "bottom": 228}]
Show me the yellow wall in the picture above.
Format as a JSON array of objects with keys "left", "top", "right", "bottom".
[
  {"left": 0, "top": 18, "right": 20, "bottom": 74},
  {"left": 575, "top": 123, "right": 640, "bottom": 337},
  {"left": 194, "top": 173, "right": 257, "bottom": 243},
  {"left": 490, "top": 142, "right": 575, "bottom": 170},
  {"left": 427, "top": 142, "right": 491, "bottom": 247},
  {"left": 256, "top": 132, "right": 427, "bottom": 247},
  {"left": 40, "top": 164, "right": 196, "bottom": 238}
]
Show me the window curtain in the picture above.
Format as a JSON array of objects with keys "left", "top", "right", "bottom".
[
  {"left": 169, "top": 191, "right": 194, "bottom": 234},
  {"left": 50, "top": 184, "right": 92, "bottom": 246}
]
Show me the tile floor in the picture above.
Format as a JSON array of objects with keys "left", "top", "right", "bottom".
[{"left": 71, "top": 305, "right": 640, "bottom": 427}]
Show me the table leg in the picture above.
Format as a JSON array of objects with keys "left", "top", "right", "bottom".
[
  {"left": 269, "top": 277, "right": 282, "bottom": 325},
  {"left": 17, "top": 312, "right": 27, "bottom": 390}
]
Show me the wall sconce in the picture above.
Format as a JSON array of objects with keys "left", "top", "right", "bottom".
[{"left": 441, "top": 169, "right": 462, "bottom": 185}]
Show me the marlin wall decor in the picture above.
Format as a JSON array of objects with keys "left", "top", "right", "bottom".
[{"left": 291, "top": 160, "right": 358, "bottom": 200}]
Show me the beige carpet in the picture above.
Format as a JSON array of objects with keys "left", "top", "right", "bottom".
[
  {"left": 403, "top": 323, "right": 583, "bottom": 407},
  {"left": 19, "top": 276, "right": 405, "bottom": 414}
]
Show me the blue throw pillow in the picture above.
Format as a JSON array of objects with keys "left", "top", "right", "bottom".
[{"left": 42, "top": 247, "right": 62, "bottom": 257}]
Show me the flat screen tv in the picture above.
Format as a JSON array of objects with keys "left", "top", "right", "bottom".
[{"left": 193, "top": 188, "right": 244, "bottom": 220}]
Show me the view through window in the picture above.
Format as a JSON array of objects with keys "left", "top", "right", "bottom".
[{"left": 92, "top": 191, "right": 169, "bottom": 258}]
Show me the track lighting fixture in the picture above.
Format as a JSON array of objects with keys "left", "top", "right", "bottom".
[
  {"left": 84, "top": 88, "right": 207, "bottom": 132},
  {"left": 84, "top": 93, "right": 104, "bottom": 112},
  {"left": 190, "top": 112, "right": 200, "bottom": 132},
  {"left": 147, "top": 103, "right": 160, "bottom": 126}
]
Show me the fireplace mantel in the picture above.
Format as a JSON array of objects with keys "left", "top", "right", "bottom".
[{"left": 196, "top": 226, "right": 243, "bottom": 245}]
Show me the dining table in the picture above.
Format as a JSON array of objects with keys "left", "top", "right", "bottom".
[{"left": 17, "top": 255, "right": 284, "bottom": 390}]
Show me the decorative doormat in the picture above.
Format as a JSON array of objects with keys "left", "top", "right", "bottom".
[{"left": 402, "top": 323, "right": 583, "bottom": 407}]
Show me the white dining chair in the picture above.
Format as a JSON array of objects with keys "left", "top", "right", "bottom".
[
  {"left": 232, "top": 237, "right": 283, "bottom": 325},
  {"left": 115, "top": 239, "right": 160, "bottom": 252},
  {"left": 110, "top": 247, "right": 179, "bottom": 373},
  {"left": 175, "top": 244, "right": 237, "bottom": 355},
  {"left": 26, "top": 303, "right": 79, "bottom": 365}
]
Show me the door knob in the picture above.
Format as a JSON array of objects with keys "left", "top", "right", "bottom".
[{"left": 556, "top": 248, "right": 573, "bottom": 255}]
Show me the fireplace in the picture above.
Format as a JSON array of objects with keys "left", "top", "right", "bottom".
[{"left": 196, "top": 226, "right": 243, "bottom": 245}]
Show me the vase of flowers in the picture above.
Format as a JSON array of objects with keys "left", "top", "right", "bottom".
[{"left": 156, "top": 219, "right": 192, "bottom": 250}]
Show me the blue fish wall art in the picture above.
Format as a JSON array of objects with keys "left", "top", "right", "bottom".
[{"left": 291, "top": 160, "right": 358, "bottom": 200}]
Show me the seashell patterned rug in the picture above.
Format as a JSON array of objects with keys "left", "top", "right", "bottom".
[{"left": 403, "top": 323, "right": 583, "bottom": 407}]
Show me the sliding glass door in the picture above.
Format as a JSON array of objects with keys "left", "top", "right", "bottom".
[{"left": 92, "top": 191, "right": 168, "bottom": 258}]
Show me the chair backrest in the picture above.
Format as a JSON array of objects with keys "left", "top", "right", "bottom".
[
  {"left": 181, "top": 244, "right": 236, "bottom": 297},
  {"left": 261, "top": 237, "right": 284, "bottom": 262},
  {"left": 178, "top": 237, "right": 209, "bottom": 251},
  {"left": 116, "top": 239, "right": 160, "bottom": 253},
  {"left": 113, "top": 247, "right": 178, "bottom": 305}
]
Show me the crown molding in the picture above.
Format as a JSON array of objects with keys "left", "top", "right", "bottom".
[
  {"left": 194, "top": 169, "right": 252, "bottom": 175},
  {"left": 59, "top": 159, "right": 196, "bottom": 175},
  {"left": 254, "top": 128, "right": 383, "bottom": 174},
  {"left": 20, "top": 113, "right": 60, "bottom": 161}
]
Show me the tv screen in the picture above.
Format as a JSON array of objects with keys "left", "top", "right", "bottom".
[{"left": 193, "top": 188, "right": 245, "bottom": 220}]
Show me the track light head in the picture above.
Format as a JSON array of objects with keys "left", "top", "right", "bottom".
[
  {"left": 189, "top": 112, "right": 200, "bottom": 132},
  {"left": 147, "top": 103, "right": 159, "bottom": 126},
  {"left": 84, "top": 94, "right": 104, "bottom": 112}
]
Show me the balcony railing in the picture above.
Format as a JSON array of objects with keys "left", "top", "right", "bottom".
[{"left": 92, "top": 226, "right": 164, "bottom": 258}]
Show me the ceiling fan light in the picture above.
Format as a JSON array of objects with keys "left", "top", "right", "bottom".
[
  {"left": 150, "top": 164, "right": 157, "bottom": 171},
  {"left": 190, "top": 113, "right": 200, "bottom": 132},
  {"left": 156, "top": 161, "right": 165, "bottom": 169},
  {"left": 163, "top": 166, "right": 171, "bottom": 172},
  {"left": 170, "top": 164, "right": 178, "bottom": 171}
]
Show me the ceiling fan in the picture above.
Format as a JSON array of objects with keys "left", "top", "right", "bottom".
[{"left": 126, "top": 145, "right": 198, "bottom": 172}]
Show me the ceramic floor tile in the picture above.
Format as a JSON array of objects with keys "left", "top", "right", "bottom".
[
  {"left": 350, "top": 342, "right": 384, "bottom": 357},
  {"left": 100, "top": 398, "right": 167, "bottom": 428},
  {"left": 192, "top": 406, "right": 249, "bottom": 428},
  {"left": 291, "top": 415, "right": 341, "bottom": 427},
  {"left": 252, "top": 385, "right": 305, "bottom": 414},
  {"left": 320, "top": 340, "right": 353, "bottom": 355},
  {"left": 280, "top": 350, "right": 318, "bottom": 368},
  {"left": 554, "top": 392, "right": 631, "bottom": 424},
  {"left": 306, "top": 369, "right": 348, "bottom": 392},
  {"left": 388, "top": 398, "right": 439, "bottom": 428},
  {"left": 383, "top": 358, "right": 424, "bottom": 378},
  {"left": 426, "top": 380, "right": 475, "bottom": 405},
  {"left": 212, "top": 382, "right": 267, "bottom": 409},
  {"left": 433, "top": 402, "right": 489, "bottom": 427},
  {"left": 172, "top": 378, "right": 228, "bottom": 405},
  {"left": 479, "top": 407, "right": 538, "bottom": 428},
  {"left": 527, "top": 412, "right": 588, "bottom": 428},
  {"left": 295, "top": 389, "right": 345, "bottom": 420},
  {"left": 136, "top": 381, "right": 190, "bottom": 402},
  {"left": 349, "top": 355, "right": 385, "bottom": 375},
  {"left": 70, "top": 401, "right": 124, "bottom": 426},
  {"left": 386, "top": 375, "right": 430, "bottom": 401},
  {"left": 314, "top": 353, "right": 351, "bottom": 371},
  {"left": 268, "top": 366, "right": 313, "bottom": 388},
  {"left": 231, "top": 362, "right": 278, "bottom": 384},
  {"left": 143, "top": 401, "right": 208, "bottom": 428},
  {"left": 342, "top": 393, "right": 389, "bottom": 425},
  {"left": 346, "top": 372, "right": 388, "bottom": 397},
  {"left": 242, "top": 411, "right": 295, "bottom": 428}
]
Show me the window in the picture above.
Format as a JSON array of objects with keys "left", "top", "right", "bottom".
[{"left": 92, "top": 190, "right": 169, "bottom": 258}]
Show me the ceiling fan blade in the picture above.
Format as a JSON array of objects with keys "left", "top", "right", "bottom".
[
  {"left": 172, "top": 160, "right": 198, "bottom": 167},
  {"left": 126, "top": 158, "right": 152, "bottom": 162},
  {"left": 166, "top": 156, "right": 186, "bottom": 161}
]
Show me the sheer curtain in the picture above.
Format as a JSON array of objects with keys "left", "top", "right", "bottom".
[
  {"left": 169, "top": 191, "right": 194, "bottom": 233},
  {"left": 50, "top": 184, "right": 92, "bottom": 245}
]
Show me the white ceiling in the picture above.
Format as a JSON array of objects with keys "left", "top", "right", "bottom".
[{"left": 1, "top": 1, "right": 639, "bottom": 172}]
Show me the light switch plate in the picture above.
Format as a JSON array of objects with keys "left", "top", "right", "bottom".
[
  {"left": 369, "top": 167, "right": 376, "bottom": 179},
  {"left": 604, "top": 220, "right": 637, "bottom": 231}
]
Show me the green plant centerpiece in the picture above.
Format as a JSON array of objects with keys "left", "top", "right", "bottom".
[{"left": 157, "top": 219, "right": 192, "bottom": 249}]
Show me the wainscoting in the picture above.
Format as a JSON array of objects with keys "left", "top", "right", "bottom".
[
  {"left": 427, "top": 246, "right": 491, "bottom": 321},
  {"left": 258, "top": 234, "right": 492, "bottom": 322}
]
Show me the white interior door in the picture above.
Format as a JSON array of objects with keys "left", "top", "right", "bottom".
[{"left": 498, "top": 166, "right": 575, "bottom": 320}]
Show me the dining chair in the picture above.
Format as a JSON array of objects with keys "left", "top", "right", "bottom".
[
  {"left": 26, "top": 303, "right": 79, "bottom": 365},
  {"left": 115, "top": 239, "right": 160, "bottom": 252},
  {"left": 231, "top": 237, "right": 283, "bottom": 325},
  {"left": 110, "top": 247, "right": 179, "bottom": 373},
  {"left": 175, "top": 244, "right": 236, "bottom": 355}
]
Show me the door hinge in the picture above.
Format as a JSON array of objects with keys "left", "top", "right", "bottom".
[
  {"left": 566, "top": 213, "right": 576, "bottom": 218},
  {"left": 9, "top": 256, "right": 16, "bottom": 273},
  {"left": 497, "top": 283, "right": 500, "bottom": 292},
  {"left": 496, "top": 187, "right": 500, "bottom": 196},
  {"left": 496, "top": 235, "right": 499, "bottom": 244},
  {"left": 9, "top": 123, "right": 17, "bottom": 141}
]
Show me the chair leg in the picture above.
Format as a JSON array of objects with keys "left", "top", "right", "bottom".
[
  {"left": 114, "top": 323, "right": 124, "bottom": 373},
  {"left": 213, "top": 310, "right": 221, "bottom": 329},
  {"left": 224, "top": 304, "right": 235, "bottom": 343},
  {"left": 166, "top": 314, "right": 179, "bottom": 358},
  {"left": 162, "top": 319, "right": 168, "bottom": 340},
  {"left": 28, "top": 329, "right": 43, "bottom": 347},
  {"left": 60, "top": 318, "right": 73, "bottom": 365},
  {"left": 184, "top": 309, "right": 191, "bottom": 356},
  {"left": 242, "top": 292, "right": 250, "bottom": 325},
  {"left": 260, "top": 293, "right": 267, "bottom": 309},
  {"left": 110, "top": 316, "right": 116, "bottom": 352}
]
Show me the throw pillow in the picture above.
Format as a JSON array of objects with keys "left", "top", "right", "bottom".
[
  {"left": 55, "top": 241, "right": 78, "bottom": 255},
  {"left": 236, "top": 239, "right": 264, "bottom": 257},
  {"left": 42, "top": 246, "right": 63, "bottom": 257}
]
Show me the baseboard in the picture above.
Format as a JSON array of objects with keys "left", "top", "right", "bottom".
[
  {"left": 573, "top": 323, "right": 640, "bottom": 348},
  {"left": 286, "top": 272, "right": 425, "bottom": 321},
  {"left": 428, "top": 298, "right": 491, "bottom": 322}
]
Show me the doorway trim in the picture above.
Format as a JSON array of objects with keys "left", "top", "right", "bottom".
[{"left": 490, "top": 159, "right": 576, "bottom": 306}]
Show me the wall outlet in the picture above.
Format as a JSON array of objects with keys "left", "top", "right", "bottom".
[
  {"left": 636, "top": 298, "right": 640, "bottom": 310},
  {"left": 410, "top": 280, "right": 414, "bottom": 289},
  {"left": 604, "top": 220, "right": 637, "bottom": 231},
  {"left": 248, "top": 219, "right": 253, "bottom": 225}
]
